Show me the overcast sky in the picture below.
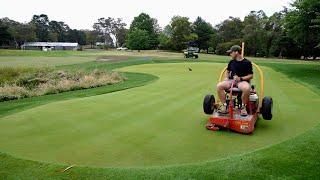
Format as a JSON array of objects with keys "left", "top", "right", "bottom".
[{"left": 0, "top": 0, "right": 292, "bottom": 30}]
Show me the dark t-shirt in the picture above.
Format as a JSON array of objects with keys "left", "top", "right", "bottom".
[{"left": 227, "top": 58, "right": 253, "bottom": 80}]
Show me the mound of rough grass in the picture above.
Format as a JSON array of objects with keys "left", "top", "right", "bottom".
[{"left": 0, "top": 67, "right": 126, "bottom": 102}]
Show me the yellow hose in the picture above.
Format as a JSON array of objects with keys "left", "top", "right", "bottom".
[
  {"left": 253, "top": 62, "right": 264, "bottom": 107},
  {"left": 218, "top": 67, "right": 227, "bottom": 83}
]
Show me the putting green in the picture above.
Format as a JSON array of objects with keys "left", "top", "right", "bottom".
[{"left": 0, "top": 62, "right": 319, "bottom": 167}]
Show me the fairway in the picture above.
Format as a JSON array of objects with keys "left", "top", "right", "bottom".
[{"left": 0, "top": 62, "right": 319, "bottom": 167}]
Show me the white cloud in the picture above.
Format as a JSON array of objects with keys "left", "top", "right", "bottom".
[{"left": 0, "top": 0, "right": 292, "bottom": 29}]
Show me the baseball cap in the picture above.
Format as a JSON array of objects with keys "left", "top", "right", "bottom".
[{"left": 226, "top": 45, "right": 241, "bottom": 53}]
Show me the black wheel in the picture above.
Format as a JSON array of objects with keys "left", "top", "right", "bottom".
[
  {"left": 203, "top": 94, "right": 215, "bottom": 115},
  {"left": 261, "top": 96, "right": 273, "bottom": 120},
  {"left": 195, "top": 55, "right": 198, "bottom": 59}
]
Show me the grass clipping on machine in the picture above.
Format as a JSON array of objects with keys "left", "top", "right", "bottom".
[{"left": 0, "top": 67, "right": 126, "bottom": 102}]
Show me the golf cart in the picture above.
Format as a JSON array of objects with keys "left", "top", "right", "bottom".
[
  {"left": 184, "top": 47, "right": 199, "bottom": 59},
  {"left": 203, "top": 44, "right": 273, "bottom": 134}
]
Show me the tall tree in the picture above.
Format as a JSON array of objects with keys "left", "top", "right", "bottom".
[
  {"left": 242, "top": 10, "right": 268, "bottom": 56},
  {"left": 0, "top": 18, "right": 36, "bottom": 47},
  {"left": 0, "top": 26, "right": 12, "bottom": 46},
  {"left": 285, "top": 0, "right": 320, "bottom": 58},
  {"left": 49, "top": 21, "right": 70, "bottom": 42},
  {"left": 93, "top": 17, "right": 115, "bottom": 47},
  {"left": 126, "top": 29, "right": 150, "bottom": 51},
  {"left": 129, "top": 13, "right": 160, "bottom": 49},
  {"left": 93, "top": 17, "right": 127, "bottom": 47},
  {"left": 31, "top": 14, "right": 50, "bottom": 41},
  {"left": 158, "top": 25, "right": 173, "bottom": 50},
  {"left": 266, "top": 10, "right": 289, "bottom": 57},
  {"left": 170, "top": 16, "right": 197, "bottom": 51},
  {"left": 66, "top": 29, "right": 86, "bottom": 45},
  {"left": 163, "top": 25, "right": 173, "bottom": 37},
  {"left": 193, "top": 17, "right": 215, "bottom": 53},
  {"left": 85, "top": 30, "right": 99, "bottom": 48},
  {"left": 113, "top": 18, "right": 127, "bottom": 47},
  {"left": 208, "top": 30, "right": 219, "bottom": 53},
  {"left": 115, "top": 27, "right": 128, "bottom": 47},
  {"left": 16, "top": 23, "right": 37, "bottom": 45},
  {"left": 216, "top": 17, "right": 244, "bottom": 42}
]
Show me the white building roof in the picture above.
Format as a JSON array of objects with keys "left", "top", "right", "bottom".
[{"left": 22, "top": 42, "right": 79, "bottom": 47}]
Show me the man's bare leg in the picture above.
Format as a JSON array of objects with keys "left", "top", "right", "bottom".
[
  {"left": 237, "top": 81, "right": 251, "bottom": 116},
  {"left": 237, "top": 81, "right": 250, "bottom": 104},
  {"left": 216, "top": 81, "right": 232, "bottom": 103},
  {"left": 216, "top": 81, "right": 231, "bottom": 113}
]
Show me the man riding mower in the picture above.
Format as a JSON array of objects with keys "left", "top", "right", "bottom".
[{"left": 203, "top": 44, "right": 273, "bottom": 134}]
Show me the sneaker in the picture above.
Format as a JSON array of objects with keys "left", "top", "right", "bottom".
[
  {"left": 218, "top": 103, "right": 228, "bottom": 114},
  {"left": 240, "top": 105, "right": 248, "bottom": 116}
]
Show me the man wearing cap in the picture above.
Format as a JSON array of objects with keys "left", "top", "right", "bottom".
[{"left": 216, "top": 45, "right": 253, "bottom": 116}]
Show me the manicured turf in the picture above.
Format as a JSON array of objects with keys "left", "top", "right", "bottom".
[
  {"left": 0, "top": 51, "right": 320, "bottom": 179},
  {"left": 0, "top": 62, "right": 319, "bottom": 168}
]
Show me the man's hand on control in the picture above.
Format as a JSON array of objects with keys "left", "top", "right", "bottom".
[{"left": 233, "top": 75, "right": 241, "bottom": 82}]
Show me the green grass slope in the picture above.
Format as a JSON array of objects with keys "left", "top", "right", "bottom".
[
  {"left": 0, "top": 62, "right": 319, "bottom": 168},
  {"left": 0, "top": 53, "right": 319, "bottom": 179}
]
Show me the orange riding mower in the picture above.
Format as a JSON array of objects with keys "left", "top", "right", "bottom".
[{"left": 203, "top": 62, "right": 273, "bottom": 134}]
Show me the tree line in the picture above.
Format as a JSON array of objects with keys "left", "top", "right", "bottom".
[
  {"left": 0, "top": 14, "right": 128, "bottom": 49},
  {"left": 0, "top": 0, "right": 319, "bottom": 59}
]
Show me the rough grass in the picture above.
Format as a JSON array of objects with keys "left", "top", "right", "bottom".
[
  {"left": 0, "top": 51, "right": 319, "bottom": 179},
  {"left": 0, "top": 67, "right": 40, "bottom": 84},
  {"left": 0, "top": 67, "right": 126, "bottom": 101}
]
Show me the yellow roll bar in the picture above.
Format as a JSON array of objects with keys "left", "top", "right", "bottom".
[{"left": 217, "top": 42, "right": 265, "bottom": 107}]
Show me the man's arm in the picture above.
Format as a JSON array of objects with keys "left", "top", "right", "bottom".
[
  {"left": 225, "top": 70, "right": 230, "bottom": 80},
  {"left": 234, "top": 74, "right": 253, "bottom": 82},
  {"left": 225, "top": 60, "right": 232, "bottom": 80},
  {"left": 240, "top": 74, "right": 253, "bottom": 81}
]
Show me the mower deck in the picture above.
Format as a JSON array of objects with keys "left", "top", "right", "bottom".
[{"left": 206, "top": 112, "right": 258, "bottom": 134}]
